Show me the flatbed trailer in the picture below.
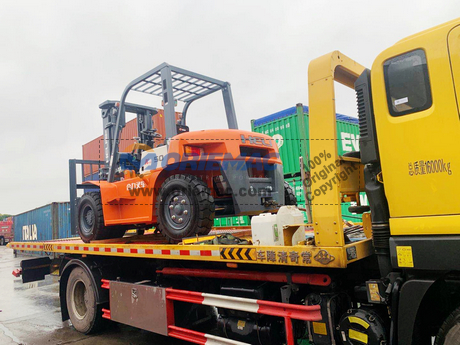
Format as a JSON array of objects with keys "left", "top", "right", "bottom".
[
  {"left": 13, "top": 18, "right": 460, "bottom": 345},
  {"left": 9, "top": 230, "right": 373, "bottom": 345}
]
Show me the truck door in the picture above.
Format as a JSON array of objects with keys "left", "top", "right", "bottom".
[
  {"left": 448, "top": 25, "right": 460, "bottom": 114},
  {"left": 371, "top": 33, "right": 460, "bottom": 226}
]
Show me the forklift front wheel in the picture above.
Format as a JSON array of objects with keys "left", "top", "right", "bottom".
[
  {"left": 77, "top": 193, "right": 126, "bottom": 243},
  {"left": 77, "top": 193, "right": 106, "bottom": 243}
]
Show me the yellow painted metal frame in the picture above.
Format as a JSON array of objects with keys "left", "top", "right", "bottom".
[
  {"left": 8, "top": 238, "right": 373, "bottom": 269},
  {"left": 308, "top": 51, "right": 366, "bottom": 248}
]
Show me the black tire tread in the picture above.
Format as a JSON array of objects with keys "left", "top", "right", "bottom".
[
  {"left": 66, "top": 267, "right": 105, "bottom": 334},
  {"left": 284, "top": 181, "right": 297, "bottom": 206},
  {"left": 156, "top": 174, "right": 215, "bottom": 241},
  {"left": 435, "top": 305, "right": 460, "bottom": 345},
  {"left": 77, "top": 192, "right": 126, "bottom": 242}
]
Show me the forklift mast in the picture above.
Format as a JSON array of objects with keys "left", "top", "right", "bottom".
[
  {"left": 107, "top": 63, "right": 239, "bottom": 183},
  {"left": 98, "top": 101, "right": 160, "bottom": 180}
]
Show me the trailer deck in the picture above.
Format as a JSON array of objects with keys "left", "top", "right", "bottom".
[{"left": 8, "top": 229, "right": 373, "bottom": 269}]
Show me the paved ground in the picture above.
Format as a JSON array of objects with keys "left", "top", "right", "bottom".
[{"left": 0, "top": 246, "right": 186, "bottom": 345}]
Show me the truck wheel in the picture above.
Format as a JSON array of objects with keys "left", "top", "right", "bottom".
[
  {"left": 66, "top": 267, "right": 103, "bottom": 334},
  {"left": 435, "top": 306, "right": 460, "bottom": 344},
  {"left": 77, "top": 192, "right": 126, "bottom": 243},
  {"left": 284, "top": 181, "right": 297, "bottom": 205},
  {"left": 156, "top": 174, "right": 215, "bottom": 242}
]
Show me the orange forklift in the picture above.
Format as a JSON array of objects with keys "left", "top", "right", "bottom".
[{"left": 70, "top": 63, "right": 296, "bottom": 242}]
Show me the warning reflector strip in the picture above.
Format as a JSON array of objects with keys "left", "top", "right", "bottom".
[
  {"left": 168, "top": 325, "right": 250, "bottom": 345},
  {"left": 9, "top": 243, "right": 219, "bottom": 259}
]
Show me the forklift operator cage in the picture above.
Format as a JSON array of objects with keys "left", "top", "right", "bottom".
[{"left": 108, "top": 63, "right": 239, "bottom": 182}]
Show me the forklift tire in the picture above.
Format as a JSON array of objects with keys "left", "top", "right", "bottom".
[
  {"left": 435, "top": 306, "right": 460, "bottom": 344},
  {"left": 66, "top": 267, "right": 104, "bottom": 334},
  {"left": 77, "top": 192, "right": 126, "bottom": 243},
  {"left": 156, "top": 174, "right": 215, "bottom": 242},
  {"left": 284, "top": 181, "right": 297, "bottom": 205}
]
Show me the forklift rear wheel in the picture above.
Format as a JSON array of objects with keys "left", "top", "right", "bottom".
[
  {"left": 435, "top": 306, "right": 460, "bottom": 344},
  {"left": 77, "top": 192, "right": 126, "bottom": 243},
  {"left": 66, "top": 267, "right": 104, "bottom": 334},
  {"left": 157, "top": 174, "right": 215, "bottom": 242},
  {"left": 284, "top": 181, "right": 297, "bottom": 205}
]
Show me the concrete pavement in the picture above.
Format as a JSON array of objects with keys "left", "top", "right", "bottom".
[{"left": 0, "top": 246, "right": 186, "bottom": 345}]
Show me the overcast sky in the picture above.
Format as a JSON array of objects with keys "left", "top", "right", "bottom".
[{"left": 0, "top": 1, "right": 457, "bottom": 215}]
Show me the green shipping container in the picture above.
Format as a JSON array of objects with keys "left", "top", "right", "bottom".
[
  {"left": 251, "top": 105, "right": 360, "bottom": 177},
  {"left": 285, "top": 176, "right": 367, "bottom": 223}
]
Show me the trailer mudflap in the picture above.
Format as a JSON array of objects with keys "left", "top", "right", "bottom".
[{"left": 20, "top": 257, "right": 51, "bottom": 283}]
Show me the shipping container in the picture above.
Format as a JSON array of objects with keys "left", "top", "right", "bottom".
[
  {"left": 82, "top": 109, "right": 181, "bottom": 176},
  {"left": 251, "top": 105, "right": 360, "bottom": 177},
  {"left": 285, "top": 177, "right": 367, "bottom": 223},
  {"left": 13, "top": 202, "right": 75, "bottom": 242}
]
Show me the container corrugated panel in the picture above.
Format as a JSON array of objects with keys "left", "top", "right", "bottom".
[
  {"left": 82, "top": 110, "right": 182, "bottom": 177},
  {"left": 285, "top": 177, "right": 365, "bottom": 223},
  {"left": 252, "top": 106, "right": 360, "bottom": 177},
  {"left": 152, "top": 110, "right": 182, "bottom": 147},
  {"left": 13, "top": 202, "right": 74, "bottom": 242}
]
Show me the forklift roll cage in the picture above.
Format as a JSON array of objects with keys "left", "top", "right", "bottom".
[{"left": 107, "top": 63, "right": 239, "bottom": 182}]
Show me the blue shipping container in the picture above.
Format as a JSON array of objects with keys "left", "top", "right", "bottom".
[{"left": 13, "top": 202, "right": 74, "bottom": 242}]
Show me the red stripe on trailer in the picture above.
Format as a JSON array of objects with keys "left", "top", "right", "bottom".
[
  {"left": 101, "top": 279, "right": 110, "bottom": 289},
  {"left": 65, "top": 246, "right": 70, "bottom": 250},
  {"left": 162, "top": 249, "right": 171, "bottom": 255},
  {"left": 94, "top": 247, "right": 100, "bottom": 252},
  {"left": 166, "top": 288, "right": 205, "bottom": 305},
  {"left": 104, "top": 247, "right": 110, "bottom": 252},
  {"left": 200, "top": 250, "right": 212, "bottom": 256},
  {"left": 180, "top": 250, "right": 190, "bottom": 256},
  {"left": 102, "top": 308, "right": 111, "bottom": 320},
  {"left": 165, "top": 287, "right": 321, "bottom": 345},
  {"left": 117, "top": 248, "right": 123, "bottom": 253},
  {"left": 256, "top": 299, "right": 322, "bottom": 321},
  {"left": 157, "top": 268, "right": 331, "bottom": 286},
  {"left": 130, "top": 248, "right": 138, "bottom": 254},
  {"left": 146, "top": 249, "right": 153, "bottom": 255},
  {"left": 57, "top": 246, "right": 62, "bottom": 250},
  {"left": 168, "top": 326, "right": 207, "bottom": 345},
  {"left": 284, "top": 317, "right": 294, "bottom": 345}
]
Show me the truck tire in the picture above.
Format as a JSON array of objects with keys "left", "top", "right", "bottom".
[
  {"left": 77, "top": 192, "right": 126, "bottom": 243},
  {"left": 435, "top": 306, "right": 460, "bottom": 344},
  {"left": 284, "top": 181, "right": 297, "bottom": 205},
  {"left": 66, "top": 267, "right": 104, "bottom": 334},
  {"left": 156, "top": 174, "right": 215, "bottom": 242}
]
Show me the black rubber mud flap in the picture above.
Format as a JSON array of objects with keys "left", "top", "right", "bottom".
[{"left": 20, "top": 257, "right": 51, "bottom": 283}]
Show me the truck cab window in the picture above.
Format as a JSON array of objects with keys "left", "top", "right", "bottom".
[{"left": 384, "top": 49, "right": 432, "bottom": 116}]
